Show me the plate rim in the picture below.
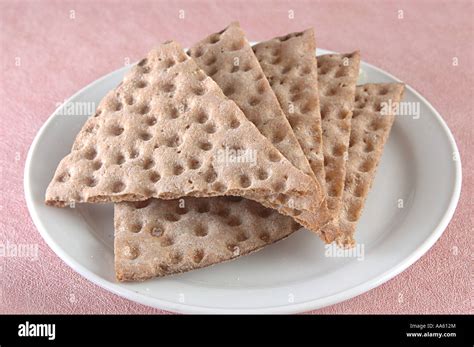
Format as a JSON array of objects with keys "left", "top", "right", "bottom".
[{"left": 23, "top": 48, "right": 462, "bottom": 313}]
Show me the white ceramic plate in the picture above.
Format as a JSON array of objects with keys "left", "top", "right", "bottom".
[{"left": 24, "top": 48, "right": 462, "bottom": 313}]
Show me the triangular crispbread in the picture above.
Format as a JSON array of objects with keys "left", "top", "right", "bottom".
[
  {"left": 187, "top": 22, "right": 322, "bottom": 214},
  {"left": 115, "top": 197, "right": 299, "bottom": 281},
  {"left": 315, "top": 52, "right": 362, "bottom": 241},
  {"left": 322, "top": 83, "right": 405, "bottom": 246},
  {"left": 253, "top": 30, "right": 352, "bottom": 232},
  {"left": 45, "top": 41, "right": 319, "bottom": 212}
]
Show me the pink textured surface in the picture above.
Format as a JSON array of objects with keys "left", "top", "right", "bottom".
[{"left": 0, "top": 0, "right": 472, "bottom": 314}]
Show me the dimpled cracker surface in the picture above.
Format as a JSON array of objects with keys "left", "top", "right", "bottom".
[
  {"left": 188, "top": 22, "right": 314, "bottom": 178},
  {"left": 187, "top": 22, "right": 323, "bottom": 212},
  {"left": 115, "top": 197, "right": 300, "bottom": 281},
  {"left": 45, "top": 41, "right": 318, "bottom": 212},
  {"left": 322, "top": 83, "right": 405, "bottom": 247},
  {"left": 317, "top": 52, "right": 360, "bottom": 241},
  {"left": 252, "top": 29, "right": 333, "bottom": 232}
]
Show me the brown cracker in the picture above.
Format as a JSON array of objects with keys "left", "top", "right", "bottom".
[
  {"left": 317, "top": 52, "right": 360, "bottom": 241},
  {"left": 252, "top": 29, "right": 335, "bottom": 232},
  {"left": 45, "top": 41, "right": 319, "bottom": 213},
  {"left": 115, "top": 197, "right": 299, "bottom": 281},
  {"left": 188, "top": 22, "right": 314, "bottom": 177},
  {"left": 113, "top": 25, "right": 319, "bottom": 282},
  {"left": 322, "top": 83, "right": 405, "bottom": 246},
  {"left": 187, "top": 22, "right": 323, "bottom": 213}
]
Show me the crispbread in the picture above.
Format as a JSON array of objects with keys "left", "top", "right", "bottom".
[
  {"left": 252, "top": 30, "right": 336, "bottom": 232},
  {"left": 188, "top": 22, "right": 314, "bottom": 177},
  {"left": 316, "top": 52, "right": 360, "bottom": 240},
  {"left": 45, "top": 41, "right": 320, "bottom": 213},
  {"left": 187, "top": 22, "right": 323, "bottom": 213},
  {"left": 113, "top": 25, "right": 323, "bottom": 281},
  {"left": 115, "top": 197, "right": 299, "bottom": 281},
  {"left": 113, "top": 43, "right": 362, "bottom": 281},
  {"left": 322, "top": 83, "right": 405, "bottom": 246}
]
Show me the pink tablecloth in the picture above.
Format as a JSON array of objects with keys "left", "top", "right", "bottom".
[{"left": 0, "top": 0, "right": 471, "bottom": 314}]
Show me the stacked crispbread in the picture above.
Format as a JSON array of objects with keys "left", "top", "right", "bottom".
[{"left": 45, "top": 22, "right": 404, "bottom": 281}]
